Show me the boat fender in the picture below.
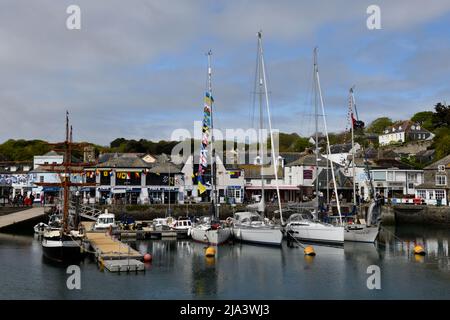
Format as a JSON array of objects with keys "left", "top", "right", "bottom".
[{"left": 187, "top": 227, "right": 191, "bottom": 237}]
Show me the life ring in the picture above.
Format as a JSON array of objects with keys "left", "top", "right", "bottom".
[{"left": 226, "top": 217, "right": 233, "bottom": 225}]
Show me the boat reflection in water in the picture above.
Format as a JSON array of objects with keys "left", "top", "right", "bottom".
[{"left": 379, "top": 225, "right": 450, "bottom": 271}]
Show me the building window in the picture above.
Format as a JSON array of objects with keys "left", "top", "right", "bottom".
[
  {"left": 39, "top": 176, "right": 44, "bottom": 183},
  {"left": 373, "top": 171, "right": 386, "bottom": 181},
  {"left": 436, "top": 175, "right": 447, "bottom": 186},
  {"left": 387, "top": 171, "right": 394, "bottom": 181},
  {"left": 417, "top": 190, "right": 426, "bottom": 199},
  {"left": 408, "top": 173, "right": 418, "bottom": 183},
  {"left": 428, "top": 190, "right": 435, "bottom": 200},
  {"left": 436, "top": 190, "right": 445, "bottom": 200}
]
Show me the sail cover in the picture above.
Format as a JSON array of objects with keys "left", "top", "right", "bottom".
[{"left": 197, "top": 92, "right": 213, "bottom": 194}]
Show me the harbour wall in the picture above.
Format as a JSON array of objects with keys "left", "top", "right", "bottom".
[{"left": 382, "top": 204, "right": 450, "bottom": 226}]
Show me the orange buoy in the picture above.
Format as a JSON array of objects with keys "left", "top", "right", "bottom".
[
  {"left": 414, "top": 245, "right": 425, "bottom": 255},
  {"left": 205, "top": 246, "right": 216, "bottom": 257},
  {"left": 144, "top": 253, "right": 152, "bottom": 262},
  {"left": 304, "top": 246, "right": 316, "bottom": 256}
]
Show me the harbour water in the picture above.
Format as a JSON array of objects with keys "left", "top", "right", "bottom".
[{"left": 0, "top": 225, "right": 449, "bottom": 299}]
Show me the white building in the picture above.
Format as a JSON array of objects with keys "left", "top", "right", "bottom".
[
  {"left": 378, "top": 120, "right": 434, "bottom": 146},
  {"left": 33, "top": 150, "right": 64, "bottom": 167},
  {"left": 0, "top": 161, "right": 33, "bottom": 201},
  {"left": 369, "top": 169, "right": 424, "bottom": 200},
  {"left": 182, "top": 155, "right": 245, "bottom": 204}
]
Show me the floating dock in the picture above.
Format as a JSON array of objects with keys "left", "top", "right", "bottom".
[
  {"left": 81, "top": 222, "right": 145, "bottom": 272},
  {"left": 102, "top": 259, "right": 145, "bottom": 272}
]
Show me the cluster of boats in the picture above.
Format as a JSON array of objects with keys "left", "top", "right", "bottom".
[{"left": 34, "top": 31, "right": 382, "bottom": 264}]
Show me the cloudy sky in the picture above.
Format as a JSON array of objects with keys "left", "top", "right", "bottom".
[{"left": 0, "top": 0, "right": 449, "bottom": 145}]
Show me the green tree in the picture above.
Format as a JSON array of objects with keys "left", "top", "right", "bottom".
[
  {"left": 432, "top": 102, "right": 450, "bottom": 129},
  {"left": 366, "top": 117, "right": 393, "bottom": 134},
  {"left": 433, "top": 126, "right": 450, "bottom": 160},
  {"left": 411, "top": 111, "right": 434, "bottom": 131}
]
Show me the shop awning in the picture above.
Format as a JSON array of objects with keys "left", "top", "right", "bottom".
[
  {"left": 42, "top": 187, "right": 60, "bottom": 192},
  {"left": 80, "top": 187, "right": 95, "bottom": 192}
]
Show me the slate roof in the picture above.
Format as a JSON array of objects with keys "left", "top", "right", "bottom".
[
  {"left": 285, "top": 153, "right": 329, "bottom": 167},
  {"left": 424, "top": 154, "right": 450, "bottom": 170},
  {"left": 314, "top": 168, "right": 353, "bottom": 189},
  {"left": 96, "top": 155, "right": 151, "bottom": 168}
]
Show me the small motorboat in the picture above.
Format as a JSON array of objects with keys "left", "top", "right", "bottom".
[
  {"left": 34, "top": 222, "right": 48, "bottom": 235},
  {"left": 93, "top": 213, "right": 118, "bottom": 231},
  {"left": 172, "top": 217, "right": 192, "bottom": 231},
  {"left": 153, "top": 217, "right": 176, "bottom": 231}
]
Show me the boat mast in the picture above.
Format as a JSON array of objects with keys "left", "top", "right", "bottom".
[
  {"left": 349, "top": 87, "right": 357, "bottom": 207},
  {"left": 258, "top": 31, "right": 284, "bottom": 224},
  {"left": 257, "top": 34, "right": 265, "bottom": 215},
  {"left": 63, "top": 111, "right": 70, "bottom": 233},
  {"left": 313, "top": 48, "right": 320, "bottom": 215},
  {"left": 314, "top": 49, "right": 343, "bottom": 226},
  {"left": 207, "top": 50, "right": 218, "bottom": 220}
]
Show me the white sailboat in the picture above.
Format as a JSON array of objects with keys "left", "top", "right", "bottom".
[
  {"left": 285, "top": 48, "right": 344, "bottom": 245},
  {"left": 232, "top": 31, "right": 284, "bottom": 246},
  {"left": 190, "top": 50, "right": 231, "bottom": 245},
  {"left": 344, "top": 89, "right": 380, "bottom": 243}
]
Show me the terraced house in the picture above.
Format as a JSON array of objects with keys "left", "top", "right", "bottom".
[{"left": 415, "top": 154, "right": 450, "bottom": 206}]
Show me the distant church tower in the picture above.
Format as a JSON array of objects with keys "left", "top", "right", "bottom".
[{"left": 83, "top": 146, "right": 96, "bottom": 163}]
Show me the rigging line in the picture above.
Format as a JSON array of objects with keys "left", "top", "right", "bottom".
[
  {"left": 315, "top": 49, "right": 343, "bottom": 226},
  {"left": 259, "top": 31, "right": 284, "bottom": 225}
]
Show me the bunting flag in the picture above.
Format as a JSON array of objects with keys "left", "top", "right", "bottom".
[{"left": 197, "top": 92, "right": 213, "bottom": 194}]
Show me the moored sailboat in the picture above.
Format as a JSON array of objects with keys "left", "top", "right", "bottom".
[
  {"left": 232, "top": 31, "right": 283, "bottom": 246},
  {"left": 189, "top": 50, "right": 231, "bottom": 245},
  {"left": 343, "top": 88, "right": 381, "bottom": 243},
  {"left": 285, "top": 48, "right": 344, "bottom": 245}
]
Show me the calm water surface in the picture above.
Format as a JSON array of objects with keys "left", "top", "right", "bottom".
[{"left": 0, "top": 225, "right": 449, "bottom": 299}]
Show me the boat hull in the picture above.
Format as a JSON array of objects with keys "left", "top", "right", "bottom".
[
  {"left": 190, "top": 227, "right": 232, "bottom": 245},
  {"left": 344, "top": 225, "right": 379, "bottom": 243},
  {"left": 42, "top": 238, "right": 84, "bottom": 263},
  {"left": 232, "top": 226, "right": 283, "bottom": 246},
  {"left": 287, "top": 224, "right": 344, "bottom": 245}
]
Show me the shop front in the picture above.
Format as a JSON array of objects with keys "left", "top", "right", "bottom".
[
  {"left": 112, "top": 187, "right": 141, "bottom": 204},
  {"left": 42, "top": 186, "right": 61, "bottom": 205},
  {"left": 148, "top": 187, "right": 179, "bottom": 204}
]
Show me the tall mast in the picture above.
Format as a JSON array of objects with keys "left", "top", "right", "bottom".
[
  {"left": 207, "top": 50, "right": 218, "bottom": 219},
  {"left": 258, "top": 31, "right": 284, "bottom": 224},
  {"left": 63, "top": 111, "right": 70, "bottom": 233},
  {"left": 257, "top": 33, "right": 265, "bottom": 214},
  {"left": 314, "top": 50, "right": 343, "bottom": 226},
  {"left": 313, "top": 48, "right": 320, "bottom": 214},
  {"left": 349, "top": 87, "right": 357, "bottom": 207}
]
